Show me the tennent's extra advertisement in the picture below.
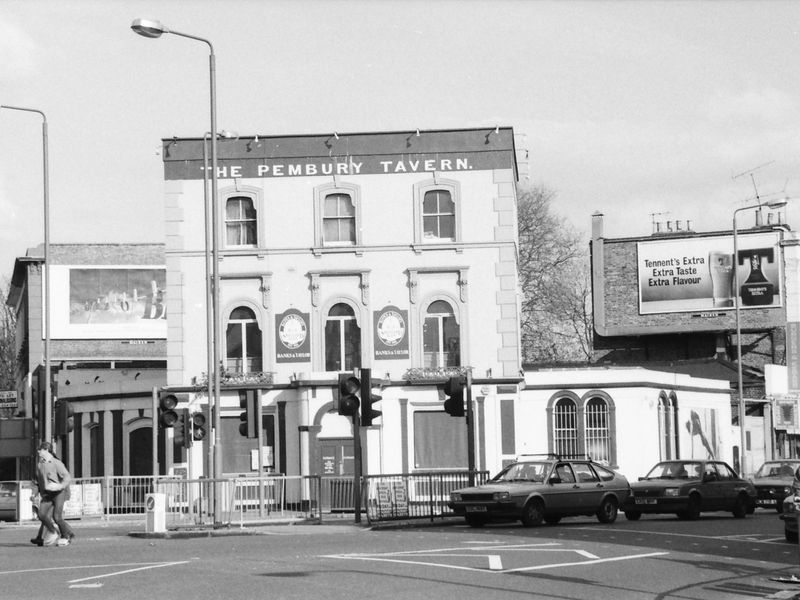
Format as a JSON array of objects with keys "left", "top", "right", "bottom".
[{"left": 637, "top": 232, "right": 782, "bottom": 315}]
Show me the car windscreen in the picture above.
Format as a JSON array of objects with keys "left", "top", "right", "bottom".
[
  {"left": 492, "top": 462, "right": 549, "bottom": 483},
  {"left": 644, "top": 462, "right": 702, "bottom": 480},
  {"left": 754, "top": 462, "right": 798, "bottom": 479}
]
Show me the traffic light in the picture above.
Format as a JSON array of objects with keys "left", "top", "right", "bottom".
[
  {"left": 192, "top": 411, "right": 207, "bottom": 441},
  {"left": 239, "top": 390, "right": 257, "bottom": 438},
  {"left": 359, "top": 368, "right": 382, "bottom": 427},
  {"left": 173, "top": 408, "right": 192, "bottom": 448},
  {"left": 443, "top": 376, "right": 466, "bottom": 417},
  {"left": 54, "top": 400, "right": 74, "bottom": 436},
  {"left": 336, "top": 373, "right": 360, "bottom": 417},
  {"left": 158, "top": 391, "right": 189, "bottom": 428}
]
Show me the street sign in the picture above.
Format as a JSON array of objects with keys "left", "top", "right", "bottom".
[{"left": 0, "top": 391, "right": 17, "bottom": 408}]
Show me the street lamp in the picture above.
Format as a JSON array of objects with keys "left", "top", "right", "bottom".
[
  {"left": 733, "top": 197, "right": 789, "bottom": 477},
  {"left": 1, "top": 105, "right": 51, "bottom": 445},
  {"left": 131, "top": 18, "right": 223, "bottom": 522}
]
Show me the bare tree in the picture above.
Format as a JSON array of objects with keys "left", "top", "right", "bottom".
[
  {"left": 517, "top": 184, "right": 593, "bottom": 363},
  {"left": 0, "top": 278, "right": 17, "bottom": 392}
]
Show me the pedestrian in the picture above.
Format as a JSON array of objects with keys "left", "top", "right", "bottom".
[{"left": 35, "top": 442, "right": 75, "bottom": 547}]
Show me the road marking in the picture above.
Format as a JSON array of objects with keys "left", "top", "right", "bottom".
[
  {"left": 577, "top": 526, "right": 789, "bottom": 544},
  {"left": 68, "top": 561, "right": 191, "bottom": 584},
  {"left": 69, "top": 583, "right": 103, "bottom": 589},
  {"left": 0, "top": 561, "right": 180, "bottom": 576},
  {"left": 324, "top": 543, "right": 663, "bottom": 574},
  {"left": 502, "top": 551, "right": 670, "bottom": 573}
]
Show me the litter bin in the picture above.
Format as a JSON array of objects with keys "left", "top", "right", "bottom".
[{"left": 145, "top": 493, "right": 166, "bottom": 533}]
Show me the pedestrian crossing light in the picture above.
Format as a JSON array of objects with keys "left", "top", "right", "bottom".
[
  {"left": 336, "top": 373, "right": 360, "bottom": 417},
  {"left": 239, "top": 390, "right": 258, "bottom": 438},
  {"left": 173, "top": 408, "right": 192, "bottom": 448},
  {"left": 359, "top": 368, "right": 382, "bottom": 427},
  {"left": 192, "top": 411, "right": 207, "bottom": 441},
  {"left": 443, "top": 376, "right": 466, "bottom": 417}
]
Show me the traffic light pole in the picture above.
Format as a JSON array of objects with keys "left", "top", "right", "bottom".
[
  {"left": 466, "top": 370, "right": 475, "bottom": 486},
  {"left": 256, "top": 393, "right": 265, "bottom": 516},
  {"left": 152, "top": 386, "right": 158, "bottom": 481},
  {"left": 353, "top": 408, "right": 362, "bottom": 524}
]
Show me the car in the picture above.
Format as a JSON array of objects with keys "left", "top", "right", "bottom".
[
  {"left": 448, "top": 455, "right": 630, "bottom": 527},
  {"left": 623, "top": 459, "right": 756, "bottom": 521},
  {"left": 0, "top": 481, "right": 18, "bottom": 521},
  {"left": 750, "top": 460, "right": 800, "bottom": 512},
  {"left": 780, "top": 494, "right": 800, "bottom": 542}
]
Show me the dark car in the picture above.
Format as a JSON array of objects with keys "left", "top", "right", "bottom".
[
  {"left": 448, "top": 456, "right": 630, "bottom": 527},
  {"left": 750, "top": 460, "right": 800, "bottom": 512},
  {"left": 623, "top": 460, "right": 756, "bottom": 520},
  {"left": 0, "top": 481, "right": 17, "bottom": 521}
]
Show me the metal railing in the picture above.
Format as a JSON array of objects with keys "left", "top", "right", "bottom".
[
  {"left": 361, "top": 471, "right": 488, "bottom": 523},
  {"left": 5, "top": 471, "right": 485, "bottom": 527}
]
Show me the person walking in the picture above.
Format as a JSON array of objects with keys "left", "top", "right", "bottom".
[{"left": 35, "top": 442, "right": 75, "bottom": 547}]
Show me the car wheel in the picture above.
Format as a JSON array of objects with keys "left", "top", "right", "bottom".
[
  {"left": 465, "top": 515, "right": 487, "bottom": 528},
  {"left": 777, "top": 503, "right": 784, "bottom": 514},
  {"left": 520, "top": 500, "right": 544, "bottom": 527},
  {"left": 683, "top": 495, "right": 701, "bottom": 520},
  {"left": 624, "top": 510, "right": 642, "bottom": 521},
  {"left": 596, "top": 497, "right": 618, "bottom": 524},
  {"left": 787, "top": 527, "right": 798, "bottom": 543},
  {"left": 732, "top": 494, "right": 748, "bottom": 519},
  {"left": 544, "top": 515, "right": 561, "bottom": 525}
]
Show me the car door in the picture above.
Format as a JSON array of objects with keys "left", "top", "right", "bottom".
[
  {"left": 700, "top": 462, "right": 726, "bottom": 510},
  {"left": 571, "top": 462, "right": 603, "bottom": 511},
  {"left": 716, "top": 461, "right": 745, "bottom": 508},
  {"left": 547, "top": 463, "right": 581, "bottom": 514}
]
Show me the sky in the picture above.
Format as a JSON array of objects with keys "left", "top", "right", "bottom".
[{"left": 2, "top": 0, "right": 800, "bottom": 280}]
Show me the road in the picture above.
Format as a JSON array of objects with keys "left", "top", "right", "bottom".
[{"left": 1, "top": 510, "right": 800, "bottom": 600}]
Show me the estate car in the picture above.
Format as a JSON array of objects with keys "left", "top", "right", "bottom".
[{"left": 448, "top": 456, "right": 630, "bottom": 527}]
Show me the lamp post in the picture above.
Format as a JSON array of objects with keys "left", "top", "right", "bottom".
[
  {"left": 1, "top": 105, "right": 51, "bottom": 445},
  {"left": 733, "top": 198, "right": 788, "bottom": 477},
  {"left": 131, "top": 19, "right": 223, "bottom": 522}
]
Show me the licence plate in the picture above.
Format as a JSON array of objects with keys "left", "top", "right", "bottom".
[
  {"left": 635, "top": 498, "right": 657, "bottom": 505},
  {"left": 758, "top": 499, "right": 777, "bottom": 505},
  {"left": 466, "top": 506, "right": 487, "bottom": 513}
]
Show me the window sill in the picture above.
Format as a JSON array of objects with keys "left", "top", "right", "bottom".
[
  {"left": 412, "top": 242, "right": 463, "bottom": 254},
  {"left": 312, "top": 246, "right": 364, "bottom": 257}
]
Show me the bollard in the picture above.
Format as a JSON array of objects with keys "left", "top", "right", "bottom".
[{"left": 145, "top": 493, "right": 166, "bottom": 533}]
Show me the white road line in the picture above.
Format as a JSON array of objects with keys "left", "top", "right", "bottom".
[
  {"left": 0, "top": 561, "right": 178, "bottom": 576},
  {"left": 576, "top": 526, "right": 788, "bottom": 544},
  {"left": 69, "top": 583, "right": 103, "bottom": 589},
  {"left": 502, "top": 551, "right": 670, "bottom": 573},
  {"left": 68, "top": 561, "right": 191, "bottom": 584}
]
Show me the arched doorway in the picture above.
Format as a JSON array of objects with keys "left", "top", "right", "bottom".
[{"left": 129, "top": 427, "right": 152, "bottom": 476}]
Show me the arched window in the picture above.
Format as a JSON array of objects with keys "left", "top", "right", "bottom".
[
  {"left": 226, "top": 197, "right": 257, "bottom": 246},
  {"left": 422, "top": 189, "right": 455, "bottom": 240},
  {"left": 325, "top": 303, "right": 361, "bottom": 371},
  {"left": 323, "top": 193, "right": 355, "bottom": 245},
  {"left": 423, "top": 300, "right": 460, "bottom": 368},
  {"left": 226, "top": 306, "right": 262, "bottom": 373},
  {"left": 553, "top": 398, "right": 578, "bottom": 457},
  {"left": 584, "top": 397, "right": 610, "bottom": 464}
]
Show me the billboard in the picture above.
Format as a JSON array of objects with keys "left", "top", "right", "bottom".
[
  {"left": 637, "top": 232, "right": 782, "bottom": 315},
  {"left": 50, "top": 266, "right": 167, "bottom": 339}
]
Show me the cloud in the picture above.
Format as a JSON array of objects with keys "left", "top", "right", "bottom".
[
  {"left": 0, "top": 20, "right": 39, "bottom": 81},
  {"left": 707, "top": 88, "right": 797, "bottom": 125}
]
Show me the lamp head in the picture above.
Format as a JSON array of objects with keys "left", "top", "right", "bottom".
[
  {"left": 131, "top": 18, "right": 168, "bottom": 38},
  {"left": 767, "top": 198, "right": 790, "bottom": 210}
]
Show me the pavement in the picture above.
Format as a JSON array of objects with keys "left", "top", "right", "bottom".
[{"left": 1, "top": 512, "right": 461, "bottom": 541}]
